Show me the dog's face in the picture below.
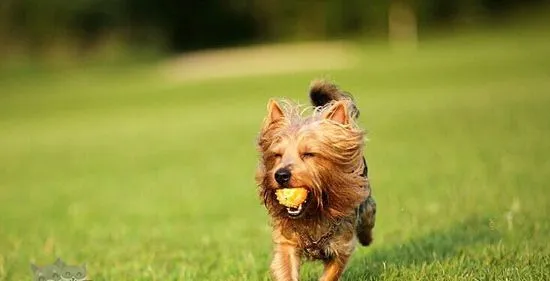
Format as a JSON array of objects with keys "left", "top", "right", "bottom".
[
  {"left": 264, "top": 126, "right": 322, "bottom": 218},
  {"left": 256, "top": 100, "right": 368, "bottom": 220}
]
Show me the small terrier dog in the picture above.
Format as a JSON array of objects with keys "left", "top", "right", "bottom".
[{"left": 256, "top": 80, "right": 377, "bottom": 281}]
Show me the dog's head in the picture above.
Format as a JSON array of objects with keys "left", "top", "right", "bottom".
[{"left": 256, "top": 99, "right": 368, "bottom": 220}]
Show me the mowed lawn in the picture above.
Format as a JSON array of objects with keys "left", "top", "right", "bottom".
[{"left": 1, "top": 26, "right": 550, "bottom": 281}]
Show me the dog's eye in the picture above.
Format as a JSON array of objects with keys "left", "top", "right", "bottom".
[
  {"left": 301, "top": 152, "right": 315, "bottom": 159},
  {"left": 273, "top": 153, "right": 282, "bottom": 158}
]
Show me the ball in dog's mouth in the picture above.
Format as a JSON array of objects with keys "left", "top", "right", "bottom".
[{"left": 275, "top": 187, "right": 309, "bottom": 217}]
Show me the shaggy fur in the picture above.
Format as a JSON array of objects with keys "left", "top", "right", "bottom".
[{"left": 256, "top": 80, "right": 377, "bottom": 281}]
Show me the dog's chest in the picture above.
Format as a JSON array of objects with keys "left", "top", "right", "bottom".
[
  {"left": 293, "top": 223, "right": 354, "bottom": 260},
  {"left": 301, "top": 240, "right": 336, "bottom": 260}
]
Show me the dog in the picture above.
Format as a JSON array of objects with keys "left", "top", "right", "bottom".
[{"left": 256, "top": 80, "right": 377, "bottom": 281}]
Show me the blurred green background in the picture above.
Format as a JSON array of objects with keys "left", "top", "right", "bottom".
[
  {"left": 1, "top": 1, "right": 550, "bottom": 280},
  {"left": 1, "top": 0, "right": 549, "bottom": 64}
]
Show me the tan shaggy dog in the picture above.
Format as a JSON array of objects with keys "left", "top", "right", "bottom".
[{"left": 256, "top": 80, "right": 377, "bottom": 281}]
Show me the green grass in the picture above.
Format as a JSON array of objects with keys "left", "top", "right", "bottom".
[{"left": 1, "top": 25, "right": 550, "bottom": 281}]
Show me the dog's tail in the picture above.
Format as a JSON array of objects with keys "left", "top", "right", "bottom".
[{"left": 309, "top": 80, "right": 360, "bottom": 119}]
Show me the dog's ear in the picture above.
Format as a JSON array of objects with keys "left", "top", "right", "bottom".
[
  {"left": 323, "top": 101, "right": 349, "bottom": 125},
  {"left": 266, "top": 99, "right": 285, "bottom": 123}
]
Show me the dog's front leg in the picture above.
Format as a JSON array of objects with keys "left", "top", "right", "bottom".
[
  {"left": 319, "top": 254, "right": 350, "bottom": 281},
  {"left": 270, "top": 243, "right": 301, "bottom": 281}
]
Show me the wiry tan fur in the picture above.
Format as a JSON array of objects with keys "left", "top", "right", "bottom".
[{"left": 256, "top": 80, "right": 376, "bottom": 281}]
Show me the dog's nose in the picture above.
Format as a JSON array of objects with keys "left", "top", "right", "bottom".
[{"left": 274, "top": 168, "right": 291, "bottom": 185}]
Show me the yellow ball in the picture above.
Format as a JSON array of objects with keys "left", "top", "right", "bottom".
[{"left": 276, "top": 188, "right": 308, "bottom": 208}]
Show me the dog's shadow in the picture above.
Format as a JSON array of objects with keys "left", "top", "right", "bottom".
[{"left": 342, "top": 216, "right": 501, "bottom": 280}]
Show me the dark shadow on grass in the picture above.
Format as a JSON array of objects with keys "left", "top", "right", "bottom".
[{"left": 342, "top": 216, "right": 501, "bottom": 281}]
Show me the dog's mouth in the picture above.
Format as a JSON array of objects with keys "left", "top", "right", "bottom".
[
  {"left": 274, "top": 187, "right": 311, "bottom": 218},
  {"left": 283, "top": 192, "right": 311, "bottom": 218},
  {"left": 286, "top": 200, "right": 306, "bottom": 217}
]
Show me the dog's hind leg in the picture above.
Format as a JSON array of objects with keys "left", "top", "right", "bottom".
[{"left": 356, "top": 196, "right": 376, "bottom": 246}]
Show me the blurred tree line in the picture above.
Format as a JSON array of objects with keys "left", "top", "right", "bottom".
[{"left": 0, "top": 0, "right": 548, "bottom": 57}]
